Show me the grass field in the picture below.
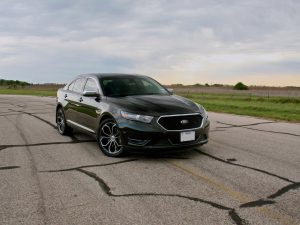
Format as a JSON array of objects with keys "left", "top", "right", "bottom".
[
  {"left": 178, "top": 92, "right": 300, "bottom": 122},
  {"left": 1, "top": 87, "right": 299, "bottom": 122},
  {"left": 0, "top": 89, "right": 57, "bottom": 96}
]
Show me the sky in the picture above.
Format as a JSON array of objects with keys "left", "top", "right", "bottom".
[{"left": 0, "top": 0, "right": 300, "bottom": 86}]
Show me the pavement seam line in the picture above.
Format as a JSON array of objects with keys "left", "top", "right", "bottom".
[{"left": 4, "top": 115, "right": 47, "bottom": 225}]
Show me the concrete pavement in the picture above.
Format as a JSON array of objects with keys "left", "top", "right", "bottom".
[{"left": 0, "top": 95, "right": 299, "bottom": 225}]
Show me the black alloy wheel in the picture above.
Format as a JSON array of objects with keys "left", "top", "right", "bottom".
[{"left": 98, "top": 119, "right": 124, "bottom": 157}]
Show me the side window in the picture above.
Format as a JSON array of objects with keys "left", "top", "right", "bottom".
[
  {"left": 84, "top": 78, "right": 98, "bottom": 92},
  {"left": 68, "top": 80, "right": 76, "bottom": 91},
  {"left": 73, "top": 78, "right": 86, "bottom": 93}
]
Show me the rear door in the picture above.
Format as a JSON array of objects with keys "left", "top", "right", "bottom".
[
  {"left": 63, "top": 80, "right": 77, "bottom": 119},
  {"left": 66, "top": 78, "right": 86, "bottom": 124}
]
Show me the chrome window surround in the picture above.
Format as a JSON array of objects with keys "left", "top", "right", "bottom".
[
  {"left": 66, "top": 76, "right": 104, "bottom": 96},
  {"left": 157, "top": 113, "right": 204, "bottom": 131}
]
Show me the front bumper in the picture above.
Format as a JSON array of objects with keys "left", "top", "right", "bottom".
[{"left": 117, "top": 117, "right": 210, "bottom": 152}]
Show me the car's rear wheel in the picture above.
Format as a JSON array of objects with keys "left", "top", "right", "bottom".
[
  {"left": 98, "top": 118, "right": 124, "bottom": 157},
  {"left": 56, "top": 107, "right": 72, "bottom": 135}
]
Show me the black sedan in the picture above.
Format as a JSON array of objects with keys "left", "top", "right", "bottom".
[{"left": 56, "top": 73, "right": 210, "bottom": 157}]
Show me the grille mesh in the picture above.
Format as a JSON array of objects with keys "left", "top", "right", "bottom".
[{"left": 157, "top": 114, "right": 202, "bottom": 130}]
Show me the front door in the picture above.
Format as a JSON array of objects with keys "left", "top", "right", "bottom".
[{"left": 79, "top": 78, "right": 102, "bottom": 132}]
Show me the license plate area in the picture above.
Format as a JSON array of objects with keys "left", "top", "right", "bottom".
[{"left": 180, "top": 131, "right": 195, "bottom": 142}]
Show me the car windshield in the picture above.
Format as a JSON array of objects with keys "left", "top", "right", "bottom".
[{"left": 100, "top": 77, "right": 169, "bottom": 97}]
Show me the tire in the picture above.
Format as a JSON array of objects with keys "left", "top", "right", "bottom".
[
  {"left": 98, "top": 118, "right": 124, "bottom": 157},
  {"left": 56, "top": 107, "right": 72, "bottom": 135}
]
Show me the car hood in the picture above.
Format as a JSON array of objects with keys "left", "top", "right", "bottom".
[{"left": 107, "top": 94, "right": 200, "bottom": 116}]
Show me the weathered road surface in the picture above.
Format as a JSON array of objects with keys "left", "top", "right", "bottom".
[{"left": 0, "top": 95, "right": 299, "bottom": 225}]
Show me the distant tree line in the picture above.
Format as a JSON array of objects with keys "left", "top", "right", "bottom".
[
  {"left": 0, "top": 79, "right": 31, "bottom": 86},
  {"left": 191, "top": 82, "right": 249, "bottom": 90},
  {"left": 168, "top": 82, "right": 250, "bottom": 90},
  {"left": 169, "top": 83, "right": 229, "bottom": 88}
]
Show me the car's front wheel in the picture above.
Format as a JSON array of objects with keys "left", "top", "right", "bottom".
[{"left": 98, "top": 118, "right": 124, "bottom": 157}]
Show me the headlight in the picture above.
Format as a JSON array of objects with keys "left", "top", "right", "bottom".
[
  {"left": 121, "top": 111, "right": 153, "bottom": 123},
  {"left": 196, "top": 103, "right": 208, "bottom": 119}
]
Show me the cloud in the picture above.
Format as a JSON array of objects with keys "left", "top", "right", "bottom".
[{"left": 0, "top": 0, "right": 299, "bottom": 85}]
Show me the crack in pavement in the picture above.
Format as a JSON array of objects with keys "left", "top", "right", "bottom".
[
  {"left": 0, "top": 112, "right": 53, "bottom": 117},
  {"left": 39, "top": 159, "right": 138, "bottom": 172},
  {"left": 8, "top": 109, "right": 57, "bottom": 129},
  {"left": 216, "top": 121, "right": 277, "bottom": 129},
  {"left": 1, "top": 107, "right": 95, "bottom": 151},
  {"left": 76, "top": 168, "right": 249, "bottom": 225},
  {"left": 0, "top": 166, "right": 20, "bottom": 170},
  {"left": 216, "top": 121, "right": 300, "bottom": 137},
  {"left": 210, "top": 129, "right": 227, "bottom": 132},
  {"left": 38, "top": 157, "right": 189, "bottom": 173},
  {"left": 7, "top": 108, "right": 88, "bottom": 144},
  {"left": 228, "top": 210, "right": 250, "bottom": 225},
  {"left": 39, "top": 158, "right": 248, "bottom": 225},
  {"left": 193, "top": 149, "right": 300, "bottom": 212},
  {"left": 268, "top": 182, "right": 300, "bottom": 199},
  {"left": 0, "top": 113, "right": 25, "bottom": 117},
  {"left": 240, "top": 199, "right": 276, "bottom": 208},
  {"left": 194, "top": 149, "right": 296, "bottom": 183},
  {"left": 0, "top": 140, "right": 96, "bottom": 152},
  {"left": 239, "top": 182, "right": 300, "bottom": 209},
  {"left": 227, "top": 158, "right": 237, "bottom": 162}
]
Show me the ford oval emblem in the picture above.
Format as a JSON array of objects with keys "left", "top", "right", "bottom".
[{"left": 180, "top": 119, "right": 189, "bottom": 125}]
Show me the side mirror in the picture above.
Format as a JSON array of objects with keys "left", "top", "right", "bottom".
[
  {"left": 83, "top": 90, "right": 100, "bottom": 98},
  {"left": 167, "top": 88, "right": 174, "bottom": 94}
]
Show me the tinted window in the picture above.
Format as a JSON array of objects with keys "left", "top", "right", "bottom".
[
  {"left": 84, "top": 78, "right": 98, "bottom": 92},
  {"left": 100, "top": 77, "right": 169, "bottom": 97},
  {"left": 73, "top": 78, "right": 86, "bottom": 93}
]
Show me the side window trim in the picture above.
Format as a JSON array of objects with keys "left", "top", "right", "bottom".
[
  {"left": 72, "top": 78, "right": 87, "bottom": 94},
  {"left": 67, "top": 80, "right": 76, "bottom": 91}
]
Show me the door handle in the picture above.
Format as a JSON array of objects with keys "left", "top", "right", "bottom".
[
  {"left": 79, "top": 97, "right": 83, "bottom": 102},
  {"left": 64, "top": 94, "right": 68, "bottom": 98}
]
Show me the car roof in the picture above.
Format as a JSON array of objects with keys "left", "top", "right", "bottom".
[{"left": 75, "top": 73, "right": 148, "bottom": 79}]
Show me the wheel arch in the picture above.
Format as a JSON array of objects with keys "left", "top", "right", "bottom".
[
  {"left": 97, "top": 112, "right": 124, "bottom": 157},
  {"left": 55, "top": 103, "right": 63, "bottom": 120},
  {"left": 55, "top": 102, "right": 64, "bottom": 112},
  {"left": 96, "top": 112, "right": 116, "bottom": 139}
]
